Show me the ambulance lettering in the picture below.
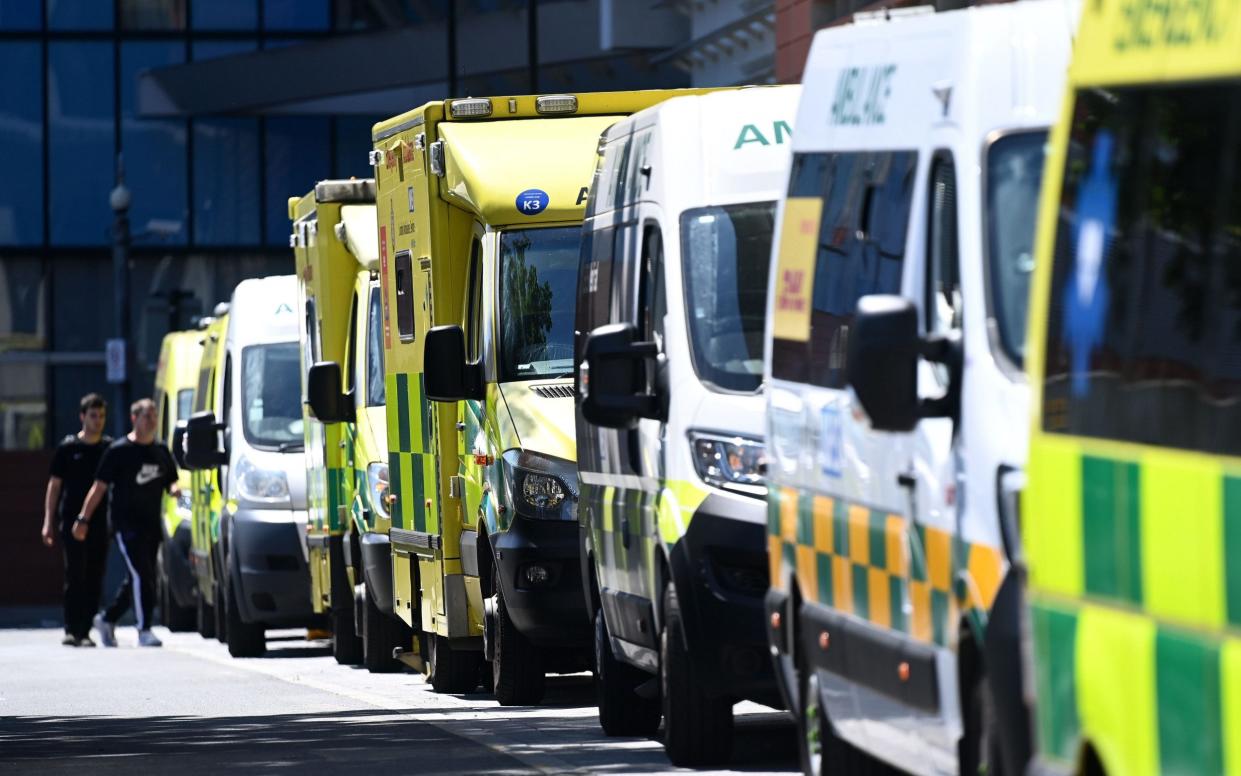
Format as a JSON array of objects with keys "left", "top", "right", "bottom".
[
  {"left": 734, "top": 120, "right": 793, "bottom": 149},
  {"left": 1114, "top": 0, "right": 1226, "bottom": 50},
  {"left": 830, "top": 64, "right": 896, "bottom": 126}
]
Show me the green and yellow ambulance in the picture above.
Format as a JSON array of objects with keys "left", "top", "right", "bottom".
[
  {"left": 1023, "top": 3, "right": 1241, "bottom": 774},
  {"left": 370, "top": 90, "right": 700, "bottom": 699},
  {"left": 293, "top": 179, "right": 405, "bottom": 672},
  {"left": 189, "top": 312, "right": 229, "bottom": 640},
  {"left": 154, "top": 327, "right": 204, "bottom": 632}
]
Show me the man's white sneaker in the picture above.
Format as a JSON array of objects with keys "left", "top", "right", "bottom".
[
  {"left": 137, "top": 630, "right": 163, "bottom": 647},
  {"left": 93, "top": 614, "right": 117, "bottom": 647}
]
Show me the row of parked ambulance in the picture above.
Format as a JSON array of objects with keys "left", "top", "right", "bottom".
[{"left": 150, "top": 1, "right": 1241, "bottom": 774}]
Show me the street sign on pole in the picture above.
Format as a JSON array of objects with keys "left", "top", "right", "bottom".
[{"left": 106, "top": 338, "right": 127, "bottom": 384}]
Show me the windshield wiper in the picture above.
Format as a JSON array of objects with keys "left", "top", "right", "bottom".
[{"left": 278, "top": 441, "right": 304, "bottom": 453}]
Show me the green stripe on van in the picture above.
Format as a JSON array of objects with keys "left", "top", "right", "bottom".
[
  {"left": 1225, "top": 477, "right": 1241, "bottom": 627},
  {"left": 396, "top": 373, "right": 412, "bottom": 453},
  {"left": 1082, "top": 456, "right": 1142, "bottom": 605},
  {"left": 388, "top": 451, "right": 403, "bottom": 529},
  {"left": 1155, "top": 628, "right": 1223, "bottom": 775},
  {"left": 1032, "top": 602, "right": 1079, "bottom": 762}
]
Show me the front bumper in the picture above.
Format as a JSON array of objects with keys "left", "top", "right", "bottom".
[
  {"left": 671, "top": 492, "right": 779, "bottom": 706},
  {"left": 162, "top": 519, "right": 196, "bottom": 609},
  {"left": 230, "top": 507, "right": 315, "bottom": 627},
  {"left": 493, "top": 514, "right": 590, "bottom": 648}
]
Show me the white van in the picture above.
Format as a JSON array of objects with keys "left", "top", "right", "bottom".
[
  {"left": 762, "top": 4, "right": 1073, "bottom": 775},
  {"left": 185, "top": 275, "right": 313, "bottom": 657},
  {"left": 576, "top": 85, "right": 798, "bottom": 767}
]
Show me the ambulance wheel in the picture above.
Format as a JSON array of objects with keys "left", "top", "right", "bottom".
[
  {"left": 491, "top": 578, "right": 545, "bottom": 706},
  {"left": 428, "top": 635, "right": 481, "bottom": 694},
  {"left": 160, "top": 562, "right": 195, "bottom": 632},
  {"left": 960, "top": 667, "right": 1004, "bottom": 776},
  {"left": 661, "top": 583, "right": 732, "bottom": 767},
  {"left": 797, "top": 653, "right": 860, "bottom": 776},
  {"left": 361, "top": 582, "right": 402, "bottom": 673},
  {"left": 594, "top": 608, "right": 660, "bottom": 737},
  {"left": 196, "top": 586, "right": 215, "bottom": 639},
  {"left": 332, "top": 598, "right": 363, "bottom": 665},
  {"left": 212, "top": 567, "right": 227, "bottom": 643},
  {"left": 225, "top": 575, "right": 266, "bottom": 658}
]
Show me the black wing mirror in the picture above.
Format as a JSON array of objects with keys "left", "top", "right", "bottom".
[
  {"left": 424, "top": 325, "right": 484, "bottom": 402},
  {"left": 184, "top": 411, "right": 228, "bottom": 470},
  {"left": 307, "top": 361, "right": 354, "bottom": 424},
  {"left": 579, "top": 322, "right": 663, "bottom": 429}
]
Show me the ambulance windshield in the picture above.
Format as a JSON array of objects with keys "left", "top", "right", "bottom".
[
  {"left": 498, "top": 226, "right": 579, "bottom": 382},
  {"left": 681, "top": 201, "right": 776, "bottom": 393},
  {"left": 986, "top": 130, "right": 1048, "bottom": 368},
  {"left": 241, "top": 342, "right": 303, "bottom": 449}
]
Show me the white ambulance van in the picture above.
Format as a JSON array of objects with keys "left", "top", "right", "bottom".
[
  {"left": 762, "top": 4, "right": 1073, "bottom": 775},
  {"left": 576, "top": 85, "right": 798, "bottom": 767}
]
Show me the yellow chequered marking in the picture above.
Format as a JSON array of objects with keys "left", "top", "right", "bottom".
[
  {"left": 848, "top": 505, "right": 870, "bottom": 565},
  {"left": 602, "top": 485, "right": 615, "bottom": 532},
  {"left": 833, "top": 556, "right": 853, "bottom": 615},
  {"left": 813, "top": 495, "right": 835, "bottom": 555},
  {"left": 925, "top": 526, "right": 952, "bottom": 591},
  {"left": 797, "top": 544, "right": 819, "bottom": 605},
  {"left": 1076, "top": 604, "right": 1158, "bottom": 776},
  {"left": 885, "top": 515, "right": 907, "bottom": 576},
  {"left": 781, "top": 486, "right": 799, "bottom": 543},
  {"left": 769, "top": 534, "right": 786, "bottom": 592},
  {"left": 910, "top": 580, "right": 933, "bottom": 642},
  {"left": 967, "top": 544, "right": 1005, "bottom": 610},
  {"left": 868, "top": 568, "right": 891, "bottom": 629}
]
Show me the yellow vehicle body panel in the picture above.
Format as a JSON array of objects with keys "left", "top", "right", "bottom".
[
  {"left": 190, "top": 314, "right": 228, "bottom": 606},
  {"left": 1023, "top": 3, "right": 1241, "bottom": 773},
  {"left": 374, "top": 90, "right": 711, "bottom": 648},
  {"left": 291, "top": 180, "right": 376, "bottom": 615},
  {"left": 154, "top": 328, "right": 202, "bottom": 540}
]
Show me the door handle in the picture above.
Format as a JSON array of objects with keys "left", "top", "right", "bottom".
[{"left": 456, "top": 421, "right": 466, "bottom": 431}]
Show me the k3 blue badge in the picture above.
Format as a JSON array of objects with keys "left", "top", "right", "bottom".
[{"left": 516, "top": 189, "right": 549, "bottom": 216}]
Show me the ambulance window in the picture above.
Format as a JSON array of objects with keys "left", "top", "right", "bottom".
[
  {"left": 159, "top": 395, "right": 169, "bottom": 442},
  {"left": 612, "top": 135, "right": 633, "bottom": 212},
  {"left": 575, "top": 225, "right": 617, "bottom": 368},
  {"left": 770, "top": 150, "right": 916, "bottom": 388},
  {"left": 638, "top": 222, "right": 665, "bottom": 343},
  {"left": 303, "top": 298, "right": 318, "bottom": 388},
  {"left": 465, "top": 236, "right": 484, "bottom": 362},
  {"left": 1043, "top": 83, "right": 1241, "bottom": 456},
  {"left": 926, "top": 153, "right": 961, "bottom": 336},
  {"left": 177, "top": 389, "right": 193, "bottom": 423},
  {"left": 345, "top": 291, "right": 359, "bottom": 396},
  {"left": 394, "top": 250, "right": 414, "bottom": 342},
  {"left": 366, "top": 286, "right": 385, "bottom": 407}
]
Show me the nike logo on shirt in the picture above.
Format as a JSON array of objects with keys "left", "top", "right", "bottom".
[{"left": 135, "top": 464, "right": 163, "bottom": 486}]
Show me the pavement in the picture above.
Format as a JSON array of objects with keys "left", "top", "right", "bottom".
[{"left": 0, "top": 625, "right": 800, "bottom": 774}]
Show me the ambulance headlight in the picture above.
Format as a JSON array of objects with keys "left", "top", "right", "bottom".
[
  {"left": 367, "top": 462, "right": 391, "bottom": 521},
  {"left": 690, "top": 432, "right": 767, "bottom": 498},
  {"left": 502, "top": 450, "right": 578, "bottom": 521},
  {"left": 449, "top": 98, "right": 493, "bottom": 118},
  {"left": 235, "top": 455, "right": 290, "bottom": 505},
  {"left": 176, "top": 490, "right": 193, "bottom": 517},
  {"left": 535, "top": 94, "right": 578, "bottom": 115}
]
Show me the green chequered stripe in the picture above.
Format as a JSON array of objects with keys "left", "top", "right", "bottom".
[
  {"left": 1082, "top": 456, "right": 1143, "bottom": 605},
  {"left": 1225, "top": 477, "right": 1241, "bottom": 627}
]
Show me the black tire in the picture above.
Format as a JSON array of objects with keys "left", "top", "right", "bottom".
[
  {"left": 661, "top": 584, "right": 733, "bottom": 767},
  {"left": 960, "top": 666, "right": 1004, "bottom": 776},
  {"left": 594, "top": 607, "right": 660, "bottom": 737},
  {"left": 491, "top": 575, "right": 545, "bottom": 706},
  {"left": 332, "top": 597, "right": 363, "bottom": 665},
  {"left": 212, "top": 573, "right": 227, "bottom": 643},
  {"left": 361, "top": 583, "right": 404, "bottom": 673},
  {"left": 797, "top": 654, "right": 866, "bottom": 776},
  {"left": 196, "top": 583, "right": 216, "bottom": 639},
  {"left": 428, "top": 634, "right": 481, "bottom": 694},
  {"left": 225, "top": 574, "right": 266, "bottom": 658},
  {"left": 160, "top": 561, "right": 196, "bottom": 633}
]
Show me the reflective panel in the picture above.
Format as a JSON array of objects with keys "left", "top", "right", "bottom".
[
  {"left": 47, "top": 0, "right": 113, "bottom": 29},
  {"left": 191, "top": 0, "right": 256, "bottom": 30},
  {"left": 48, "top": 42, "right": 115, "bottom": 246},
  {"left": 0, "top": 43, "right": 44, "bottom": 246},
  {"left": 122, "top": 42, "right": 187, "bottom": 245},
  {"left": 264, "top": 116, "right": 329, "bottom": 245}
]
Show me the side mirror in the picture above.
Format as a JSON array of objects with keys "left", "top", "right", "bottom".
[
  {"left": 171, "top": 419, "right": 188, "bottom": 469},
  {"left": 307, "top": 361, "right": 354, "bottom": 424},
  {"left": 579, "top": 322, "right": 662, "bottom": 429},
  {"left": 424, "top": 325, "right": 484, "bottom": 402},
  {"left": 184, "top": 411, "right": 228, "bottom": 470}
]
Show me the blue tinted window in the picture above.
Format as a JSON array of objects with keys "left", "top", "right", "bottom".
[
  {"left": 52, "top": 258, "right": 113, "bottom": 351},
  {"left": 194, "top": 119, "right": 260, "bottom": 245},
  {"left": 0, "top": 44, "right": 44, "bottom": 246},
  {"left": 191, "top": 0, "right": 254, "bottom": 29},
  {"left": 122, "top": 42, "right": 187, "bottom": 245},
  {"left": 334, "top": 116, "right": 382, "bottom": 179},
  {"left": 0, "top": 0, "right": 42, "bottom": 29},
  {"left": 265, "top": 117, "right": 329, "bottom": 245},
  {"left": 49, "top": 43, "right": 115, "bottom": 246},
  {"left": 263, "top": 0, "right": 327, "bottom": 30},
  {"left": 47, "top": 0, "right": 112, "bottom": 28},
  {"left": 191, "top": 38, "right": 254, "bottom": 61}
]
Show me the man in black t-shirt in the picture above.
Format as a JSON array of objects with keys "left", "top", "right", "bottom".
[
  {"left": 41, "top": 393, "right": 111, "bottom": 647},
  {"left": 75, "top": 398, "right": 179, "bottom": 647}
]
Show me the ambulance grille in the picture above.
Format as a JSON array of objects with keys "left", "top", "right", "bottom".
[{"left": 530, "top": 384, "right": 575, "bottom": 399}]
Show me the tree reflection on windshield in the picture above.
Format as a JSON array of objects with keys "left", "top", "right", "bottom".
[{"left": 499, "top": 227, "right": 578, "bottom": 382}]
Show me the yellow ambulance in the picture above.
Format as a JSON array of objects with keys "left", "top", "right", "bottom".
[
  {"left": 371, "top": 89, "right": 702, "bottom": 699},
  {"left": 154, "top": 327, "right": 204, "bottom": 632},
  {"left": 292, "top": 179, "right": 407, "bottom": 672},
  {"left": 189, "top": 312, "right": 228, "bottom": 640},
  {"left": 1023, "top": 3, "right": 1241, "bottom": 774}
]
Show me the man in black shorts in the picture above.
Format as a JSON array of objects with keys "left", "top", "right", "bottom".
[
  {"left": 41, "top": 393, "right": 112, "bottom": 647},
  {"left": 74, "top": 398, "right": 179, "bottom": 647}
]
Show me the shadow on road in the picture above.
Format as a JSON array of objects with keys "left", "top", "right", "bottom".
[{"left": 0, "top": 708, "right": 534, "bottom": 774}]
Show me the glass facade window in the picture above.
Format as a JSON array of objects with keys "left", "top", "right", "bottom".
[
  {"left": 48, "top": 42, "right": 115, "bottom": 246},
  {"left": 334, "top": 115, "right": 381, "bottom": 179},
  {"left": 52, "top": 258, "right": 113, "bottom": 352},
  {"left": 47, "top": 0, "right": 113, "bottom": 29},
  {"left": 122, "top": 42, "right": 187, "bottom": 244},
  {"left": 192, "top": 40, "right": 259, "bottom": 245},
  {"left": 120, "top": 0, "right": 185, "bottom": 30},
  {"left": 0, "top": 258, "right": 46, "bottom": 349},
  {"left": 265, "top": 116, "right": 329, "bottom": 245},
  {"left": 0, "top": 43, "right": 44, "bottom": 246},
  {"left": 1, "top": 362, "right": 48, "bottom": 450},
  {"left": 0, "top": 0, "right": 42, "bottom": 29},
  {"left": 264, "top": 0, "right": 328, "bottom": 31},
  {"left": 191, "top": 0, "right": 256, "bottom": 30}
]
